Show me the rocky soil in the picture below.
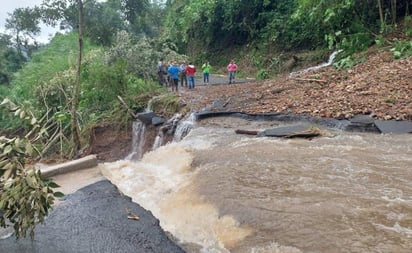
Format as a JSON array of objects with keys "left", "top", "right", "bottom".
[{"left": 180, "top": 48, "right": 411, "bottom": 121}]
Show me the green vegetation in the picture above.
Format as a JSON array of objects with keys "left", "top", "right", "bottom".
[
  {"left": 0, "top": 99, "right": 63, "bottom": 239},
  {"left": 165, "top": 0, "right": 412, "bottom": 77},
  {"left": 1, "top": 0, "right": 411, "bottom": 240}
]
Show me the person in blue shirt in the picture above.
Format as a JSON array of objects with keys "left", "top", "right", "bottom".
[{"left": 167, "top": 60, "right": 181, "bottom": 92}]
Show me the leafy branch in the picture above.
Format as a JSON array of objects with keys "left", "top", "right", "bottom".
[{"left": 0, "top": 98, "right": 63, "bottom": 239}]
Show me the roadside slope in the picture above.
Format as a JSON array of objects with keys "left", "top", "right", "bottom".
[{"left": 181, "top": 49, "right": 411, "bottom": 122}]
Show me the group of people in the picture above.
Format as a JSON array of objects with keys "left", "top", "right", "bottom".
[
  {"left": 157, "top": 58, "right": 238, "bottom": 92},
  {"left": 157, "top": 59, "right": 197, "bottom": 92}
]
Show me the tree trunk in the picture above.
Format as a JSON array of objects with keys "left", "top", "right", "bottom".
[
  {"left": 71, "top": 0, "right": 84, "bottom": 156},
  {"left": 15, "top": 32, "right": 23, "bottom": 60},
  {"left": 391, "top": 0, "right": 397, "bottom": 24},
  {"left": 377, "top": 0, "right": 384, "bottom": 31}
]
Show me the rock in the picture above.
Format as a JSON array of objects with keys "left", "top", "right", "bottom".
[
  {"left": 135, "top": 111, "right": 156, "bottom": 125},
  {"left": 285, "top": 127, "right": 321, "bottom": 138},
  {"left": 258, "top": 124, "right": 321, "bottom": 138},
  {"left": 374, "top": 120, "right": 412, "bottom": 134},
  {"left": 152, "top": 116, "right": 166, "bottom": 126},
  {"left": 345, "top": 115, "right": 380, "bottom": 132}
]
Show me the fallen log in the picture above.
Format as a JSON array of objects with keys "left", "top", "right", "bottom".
[
  {"left": 235, "top": 129, "right": 259, "bottom": 135},
  {"left": 38, "top": 155, "right": 98, "bottom": 178}
]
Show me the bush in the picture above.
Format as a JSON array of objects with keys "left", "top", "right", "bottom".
[
  {"left": 390, "top": 39, "right": 412, "bottom": 59},
  {"left": 256, "top": 69, "right": 269, "bottom": 80}
]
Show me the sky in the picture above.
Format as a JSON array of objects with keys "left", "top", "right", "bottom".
[{"left": 0, "top": 0, "right": 60, "bottom": 43}]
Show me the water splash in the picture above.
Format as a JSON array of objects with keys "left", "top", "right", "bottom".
[
  {"left": 289, "top": 50, "right": 343, "bottom": 77},
  {"left": 174, "top": 113, "right": 197, "bottom": 142},
  {"left": 250, "top": 242, "right": 302, "bottom": 253},
  {"left": 152, "top": 130, "right": 165, "bottom": 150},
  {"left": 125, "top": 120, "right": 146, "bottom": 160},
  {"left": 102, "top": 142, "right": 253, "bottom": 253}
]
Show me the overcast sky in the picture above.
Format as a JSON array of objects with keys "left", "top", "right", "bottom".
[{"left": 0, "top": 0, "right": 59, "bottom": 43}]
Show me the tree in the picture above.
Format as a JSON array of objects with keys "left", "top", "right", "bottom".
[
  {"left": 0, "top": 34, "right": 24, "bottom": 85},
  {"left": 41, "top": 0, "right": 152, "bottom": 45},
  {"left": 39, "top": 0, "right": 84, "bottom": 155},
  {"left": 71, "top": 0, "right": 84, "bottom": 155},
  {"left": 82, "top": 0, "right": 125, "bottom": 45},
  {"left": 5, "top": 7, "right": 42, "bottom": 59},
  {"left": 120, "top": 0, "right": 149, "bottom": 33}
]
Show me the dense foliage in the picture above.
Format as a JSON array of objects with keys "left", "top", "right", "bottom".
[
  {"left": 164, "top": 0, "right": 412, "bottom": 72},
  {"left": 0, "top": 31, "right": 174, "bottom": 151},
  {"left": 0, "top": 34, "right": 24, "bottom": 85}
]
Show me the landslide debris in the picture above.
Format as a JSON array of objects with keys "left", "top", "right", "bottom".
[{"left": 181, "top": 49, "right": 411, "bottom": 121}]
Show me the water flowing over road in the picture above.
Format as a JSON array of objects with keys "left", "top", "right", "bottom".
[{"left": 102, "top": 116, "right": 412, "bottom": 253}]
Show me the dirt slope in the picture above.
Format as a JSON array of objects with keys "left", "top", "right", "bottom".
[{"left": 181, "top": 48, "right": 411, "bottom": 121}]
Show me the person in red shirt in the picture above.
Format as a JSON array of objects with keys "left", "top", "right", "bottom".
[{"left": 185, "top": 62, "right": 197, "bottom": 89}]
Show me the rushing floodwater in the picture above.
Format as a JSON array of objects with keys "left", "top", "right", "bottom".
[{"left": 101, "top": 117, "right": 412, "bottom": 253}]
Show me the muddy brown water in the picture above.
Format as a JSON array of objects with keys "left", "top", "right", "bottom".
[{"left": 101, "top": 117, "right": 412, "bottom": 253}]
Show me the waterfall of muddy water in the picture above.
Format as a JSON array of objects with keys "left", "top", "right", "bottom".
[
  {"left": 102, "top": 117, "right": 412, "bottom": 253},
  {"left": 152, "top": 131, "right": 164, "bottom": 150},
  {"left": 174, "top": 113, "right": 197, "bottom": 142},
  {"left": 125, "top": 120, "right": 146, "bottom": 160},
  {"left": 289, "top": 50, "right": 342, "bottom": 78}
]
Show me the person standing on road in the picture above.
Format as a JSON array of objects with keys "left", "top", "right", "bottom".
[
  {"left": 167, "top": 60, "right": 181, "bottom": 92},
  {"left": 227, "top": 59, "right": 238, "bottom": 84},
  {"left": 157, "top": 58, "right": 167, "bottom": 86},
  {"left": 180, "top": 60, "right": 187, "bottom": 87},
  {"left": 201, "top": 61, "right": 211, "bottom": 85},
  {"left": 185, "top": 62, "right": 196, "bottom": 89}
]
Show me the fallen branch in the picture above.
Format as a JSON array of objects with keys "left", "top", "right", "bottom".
[
  {"left": 117, "top": 96, "right": 137, "bottom": 118},
  {"left": 223, "top": 97, "right": 231, "bottom": 107}
]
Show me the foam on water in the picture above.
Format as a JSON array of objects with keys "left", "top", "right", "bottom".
[
  {"left": 102, "top": 141, "right": 253, "bottom": 252},
  {"left": 102, "top": 119, "right": 412, "bottom": 253}
]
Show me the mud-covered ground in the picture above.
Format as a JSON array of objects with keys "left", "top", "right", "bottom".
[{"left": 181, "top": 48, "right": 411, "bottom": 121}]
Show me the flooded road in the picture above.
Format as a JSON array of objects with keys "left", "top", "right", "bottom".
[{"left": 102, "top": 117, "right": 412, "bottom": 253}]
